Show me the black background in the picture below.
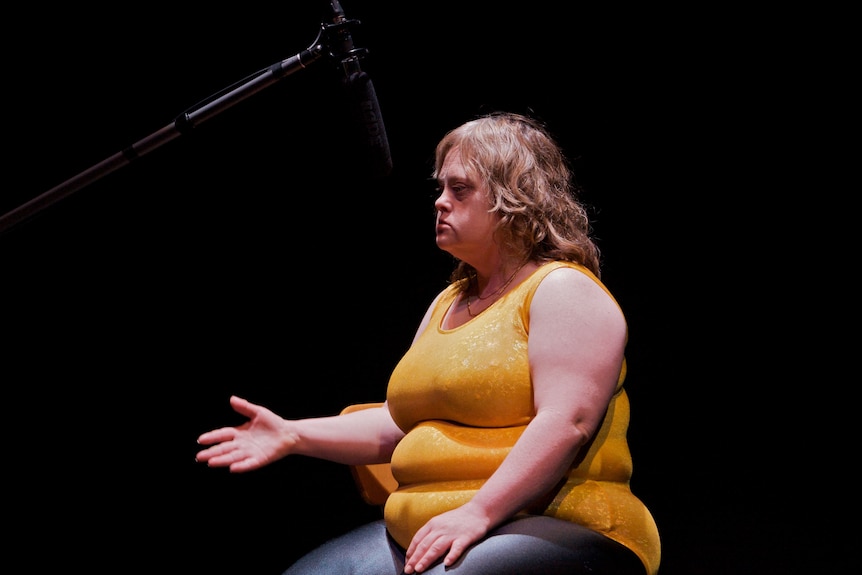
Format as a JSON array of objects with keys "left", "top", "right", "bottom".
[{"left": 3, "top": 3, "right": 843, "bottom": 574}]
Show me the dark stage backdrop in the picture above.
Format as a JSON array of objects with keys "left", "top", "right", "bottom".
[{"left": 2, "top": 3, "right": 838, "bottom": 574}]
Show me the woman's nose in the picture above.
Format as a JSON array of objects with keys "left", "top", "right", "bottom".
[{"left": 433, "top": 189, "right": 449, "bottom": 211}]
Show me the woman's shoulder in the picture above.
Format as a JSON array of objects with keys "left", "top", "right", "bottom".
[
  {"left": 535, "top": 260, "right": 596, "bottom": 280},
  {"left": 529, "top": 261, "right": 622, "bottom": 314}
]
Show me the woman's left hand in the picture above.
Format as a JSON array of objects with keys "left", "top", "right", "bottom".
[{"left": 404, "top": 505, "right": 491, "bottom": 574}]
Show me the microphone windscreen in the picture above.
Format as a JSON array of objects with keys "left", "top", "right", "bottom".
[{"left": 342, "top": 71, "right": 393, "bottom": 179}]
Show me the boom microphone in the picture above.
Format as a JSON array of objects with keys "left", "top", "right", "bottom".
[{"left": 326, "top": 1, "right": 392, "bottom": 179}]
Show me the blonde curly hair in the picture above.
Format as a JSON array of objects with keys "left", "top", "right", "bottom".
[{"left": 433, "top": 111, "right": 601, "bottom": 286}]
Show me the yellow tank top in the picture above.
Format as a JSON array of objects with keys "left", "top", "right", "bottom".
[{"left": 384, "top": 261, "right": 660, "bottom": 575}]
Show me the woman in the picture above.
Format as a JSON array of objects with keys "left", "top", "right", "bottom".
[{"left": 196, "top": 112, "right": 661, "bottom": 575}]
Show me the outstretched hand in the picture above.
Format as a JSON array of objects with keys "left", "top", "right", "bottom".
[{"left": 195, "top": 395, "right": 291, "bottom": 473}]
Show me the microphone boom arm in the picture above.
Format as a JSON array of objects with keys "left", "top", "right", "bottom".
[{"left": 0, "top": 34, "right": 332, "bottom": 234}]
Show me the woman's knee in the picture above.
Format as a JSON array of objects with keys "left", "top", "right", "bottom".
[{"left": 282, "top": 520, "right": 404, "bottom": 575}]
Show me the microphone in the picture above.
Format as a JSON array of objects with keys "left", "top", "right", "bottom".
[{"left": 325, "top": 1, "right": 392, "bottom": 179}]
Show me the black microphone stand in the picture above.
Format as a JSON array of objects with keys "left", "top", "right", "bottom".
[{"left": 0, "top": 18, "right": 357, "bottom": 235}]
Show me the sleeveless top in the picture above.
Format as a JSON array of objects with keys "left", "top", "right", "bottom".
[{"left": 384, "top": 261, "right": 661, "bottom": 575}]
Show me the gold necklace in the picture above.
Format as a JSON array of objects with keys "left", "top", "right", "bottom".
[{"left": 466, "top": 262, "right": 528, "bottom": 317}]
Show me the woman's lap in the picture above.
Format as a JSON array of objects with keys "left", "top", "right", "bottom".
[{"left": 282, "top": 516, "right": 644, "bottom": 575}]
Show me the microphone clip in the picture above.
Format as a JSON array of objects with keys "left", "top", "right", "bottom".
[{"left": 320, "top": 7, "right": 368, "bottom": 74}]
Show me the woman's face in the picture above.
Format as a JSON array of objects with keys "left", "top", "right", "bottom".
[{"left": 433, "top": 147, "right": 499, "bottom": 261}]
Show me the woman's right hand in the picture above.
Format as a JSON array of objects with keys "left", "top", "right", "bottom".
[{"left": 195, "top": 395, "right": 293, "bottom": 472}]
